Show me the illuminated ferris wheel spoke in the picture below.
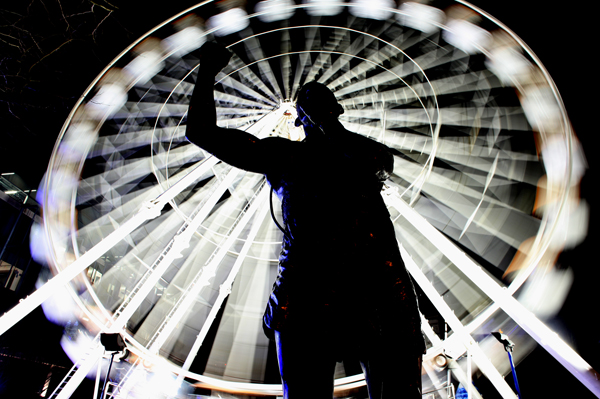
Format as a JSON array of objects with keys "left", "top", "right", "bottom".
[
  {"left": 402, "top": 248, "right": 516, "bottom": 398},
  {"left": 143, "top": 183, "right": 270, "bottom": 355},
  {"left": 92, "top": 126, "right": 188, "bottom": 157},
  {"left": 135, "top": 177, "right": 273, "bottom": 369},
  {"left": 75, "top": 158, "right": 226, "bottom": 292},
  {"left": 395, "top": 194, "right": 598, "bottom": 395},
  {"left": 212, "top": 88, "right": 274, "bottom": 109},
  {"left": 77, "top": 157, "right": 216, "bottom": 230},
  {"left": 99, "top": 167, "right": 245, "bottom": 331},
  {"left": 56, "top": 174, "right": 263, "bottom": 397},
  {"left": 392, "top": 161, "right": 539, "bottom": 250},
  {"left": 237, "top": 36, "right": 284, "bottom": 100},
  {"left": 279, "top": 32, "right": 293, "bottom": 99},
  {"left": 75, "top": 149, "right": 208, "bottom": 222},
  {"left": 303, "top": 30, "right": 353, "bottom": 84},
  {"left": 218, "top": 74, "right": 279, "bottom": 108},
  {"left": 115, "top": 101, "right": 189, "bottom": 120},
  {"left": 197, "top": 191, "right": 276, "bottom": 381},
  {"left": 176, "top": 194, "right": 273, "bottom": 379}
]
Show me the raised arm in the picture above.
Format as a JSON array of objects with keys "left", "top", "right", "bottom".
[{"left": 186, "top": 42, "right": 286, "bottom": 174}]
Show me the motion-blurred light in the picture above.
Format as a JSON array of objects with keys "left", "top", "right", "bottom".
[
  {"left": 58, "top": 122, "right": 97, "bottom": 163},
  {"left": 518, "top": 267, "right": 574, "bottom": 318},
  {"left": 60, "top": 330, "right": 95, "bottom": 374},
  {"left": 163, "top": 26, "right": 207, "bottom": 57},
  {"left": 85, "top": 83, "right": 128, "bottom": 119},
  {"left": 207, "top": 8, "right": 250, "bottom": 36},
  {"left": 546, "top": 199, "right": 589, "bottom": 250},
  {"left": 37, "top": 276, "right": 77, "bottom": 325},
  {"left": 349, "top": 0, "right": 394, "bottom": 20},
  {"left": 124, "top": 49, "right": 165, "bottom": 85},
  {"left": 397, "top": 2, "right": 444, "bottom": 34},
  {"left": 256, "top": 0, "right": 295, "bottom": 23},
  {"left": 521, "top": 86, "right": 562, "bottom": 133},
  {"left": 303, "top": 0, "right": 344, "bottom": 16},
  {"left": 48, "top": 168, "right": 79, "bottom": 203},
  {"left": 30, "top": 222, "right": 51, "bottom": 265},
  {"left": 486, "top": 47, "right": 532, "bottom": 86},
  {"left": 443, "top": 19, "right": 491, "bottom": 54},
  {"left": 541, "top": 135, "right": 586, "bottom": 186}
]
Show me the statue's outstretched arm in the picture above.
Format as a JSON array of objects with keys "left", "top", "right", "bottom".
[{"left": 186, "top": 42, "right": 287, "bottom": 174}]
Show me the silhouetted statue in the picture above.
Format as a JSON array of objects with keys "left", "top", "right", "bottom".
[{"left": 186, "top": 41, "right": 425, "bottom": 399}]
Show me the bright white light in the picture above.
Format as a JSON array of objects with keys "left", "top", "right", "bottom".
[
  {"left": 58, "top": 122, "right": 97, "bottom": 163},
  {"left": 443, "top": 19, "right": 491, "bottom": 54},
  {"left": 485, "top": 47, "right": 532, "bottom": 85},
  {"left": 349, "top": 0, "right": 394, "bottom": 20},
  {"left": 522, "top": 86, "right": 563, "bottom": 132},
  {"left": 303, "top": 0, "right": 344, "bottom": 16},
  {"left": 518, "top": 267, "right": 573, "bottom": 318},
  {"left": 123, "top": 49, "right": 165, "bottom": 85},
  {"left": 256, "top": 0, "right": 295, "bottom": 23},
  {"left": 149, "top": 363, "right": 184, "bottom": 397},
  {"left": 60, "top": 333, "right": 94, "bottom": 375},
  {"left": 48, "top": 168, "right": 79, "bottom": 203},
  {"left": 207, "top": 8, "right": 250, "bottom": 37},
  {"left": 4, "top": 190, "right": 17, "bottom": 194},
  {"left": 397, "top": 2, "right": 444, "bottom": 34},
  {"left": 85, "top": 83, "right": 128, "bottom": 119},
  {"left": 541, "top": 135, "right": 586, "bottom": 186},
  {"left": 37, "top": 274, "right": 78, "bottom": 325},
  {"left": 163, "top": 26, "right": 207, "bottom": 57},
  {"left": 544, "top": 197, "right": 589, "bottom": 250}
]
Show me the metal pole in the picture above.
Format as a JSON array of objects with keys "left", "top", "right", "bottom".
[
  {"left": 507, "top": 351, "right": 521, "bottom": 398},
  {"left": 101, "top": 353, "right": 116, "bottom": 399}
]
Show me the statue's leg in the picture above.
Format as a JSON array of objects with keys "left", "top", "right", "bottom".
[{"left": 274, "top": 328, "right": 337, "bottom": 399}]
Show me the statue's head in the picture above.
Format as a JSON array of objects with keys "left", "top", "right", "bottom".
[{"left": 295, "top": 81, "right": 344, "bottom": 130}]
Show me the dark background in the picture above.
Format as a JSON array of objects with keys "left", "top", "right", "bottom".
[{"left": 0, "top": 1, "right": 596, "bottom": 398}]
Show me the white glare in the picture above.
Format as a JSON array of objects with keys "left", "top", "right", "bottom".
[
  {"left": 29, "top": 222, "right": 51, "bottom": 265},
  {"left": 58, "top": 122, "right": 97, "bottom": 163},
  {"left": 443, "top": 19, "right": 491, "bottom": 54},
  {"left": 124, "top": 49, "right": 165, "bottom": 85},
  {"left": 540, "top": 133, "right": 586, "bottom": 185},
  {"left": 397, "top": 2, "right": 444, "bottom": 34},
  {"left": 85, "top": 83, "right": 128, "bottom": 119},
  {"left": 518, "top": 267, "right": 574, "bottom": 318},
  {"left": 37, "top": 275, "right": 77, "bottom": 325},
  {"left": 256, "top": 0, "right": 295, "bottom": 23},
  {"left": 349, "top": 0, "right": 394, "bottom": 20},
  {"left": 207, "top": 8, "right": 250, "bottom": 37},
  {"left": 163, "top": 26, "right": 207, "bottom": 57},
  {"left": 303, "top": 0, "right": 344, "bottom": 16},
  {"left": 486, "top": 47, "right": 532, "bottom": 86}
]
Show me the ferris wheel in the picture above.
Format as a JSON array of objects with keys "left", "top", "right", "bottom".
[{"left": 0, "top": 0, "right": 595, "bottom": 398}]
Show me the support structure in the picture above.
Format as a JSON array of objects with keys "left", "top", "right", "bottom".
[{"left": 388, "top": 195, "right": 600, "bottom": 397}]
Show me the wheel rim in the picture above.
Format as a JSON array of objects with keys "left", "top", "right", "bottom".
[{"left": 39, "top": 1, "right": 585, "bottom": 396}]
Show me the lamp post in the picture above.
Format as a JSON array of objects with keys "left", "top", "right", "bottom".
[
  {"left": 492, "top": 331, "right": 522, "bottom": 398},
  {"left": 99, "top": 333, "right": 126, "bottom": 399}
]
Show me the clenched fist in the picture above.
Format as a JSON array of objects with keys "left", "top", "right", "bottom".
[{"left": 198, "top": 41, "right": 232, "bottom": 76}]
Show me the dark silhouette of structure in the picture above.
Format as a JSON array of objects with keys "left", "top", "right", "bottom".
[{"left": 185, "top": 42, "right": 425, "bottom": 399}]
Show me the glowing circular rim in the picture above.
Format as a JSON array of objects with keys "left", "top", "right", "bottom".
[{"left": 42, "top": 0, "right": 577, "bottom": 395}]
